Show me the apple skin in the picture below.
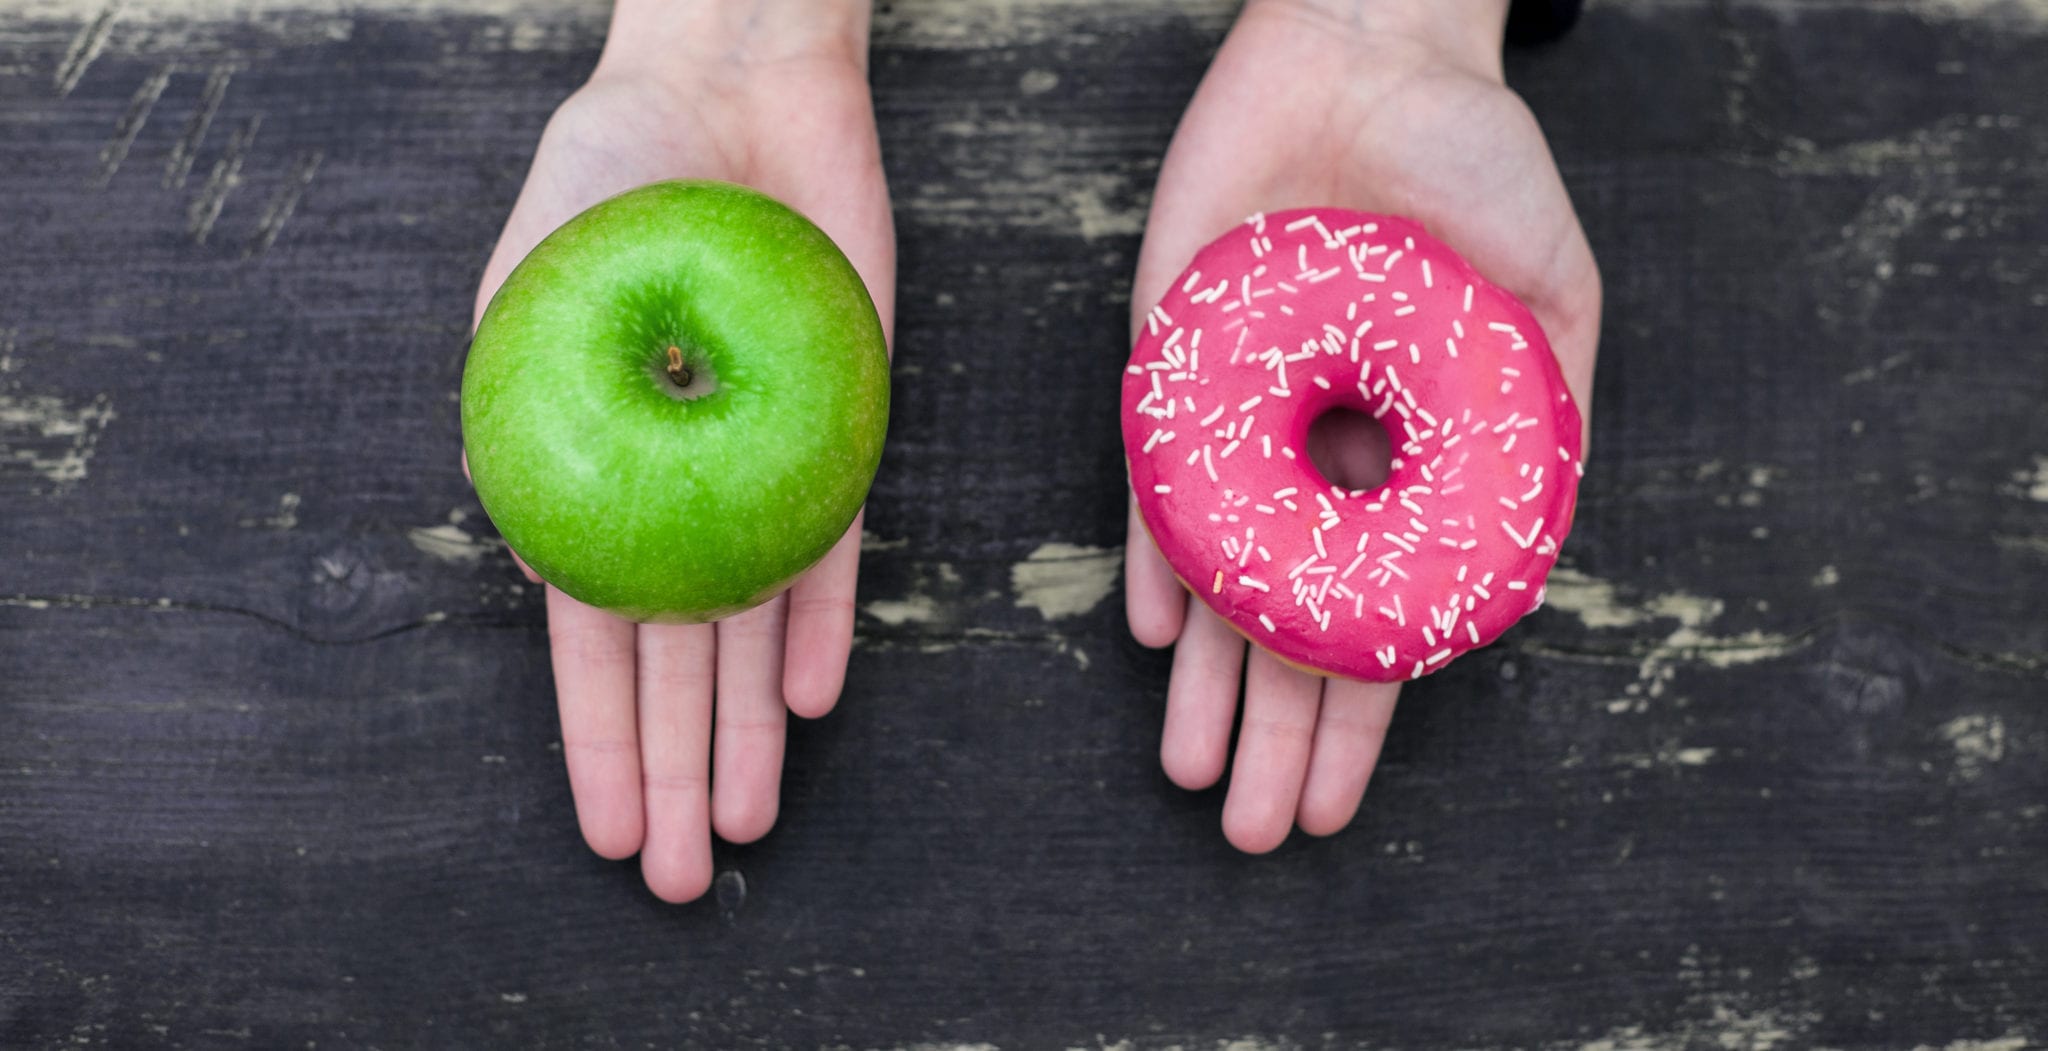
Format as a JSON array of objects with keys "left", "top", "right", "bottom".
[{"left": 462, "top": 180, "right": 889, "bottom": 623}]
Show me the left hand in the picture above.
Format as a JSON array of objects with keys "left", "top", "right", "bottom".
[{"left": 1125, "top": 0, "right": 1602, "bottom": 853}]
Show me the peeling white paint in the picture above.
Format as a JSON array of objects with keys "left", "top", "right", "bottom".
[
  {"left": 860, "top": 530, "right": 910, "bottom": 552},
  {"left": 1940, "top": 713, "right": 2007, "bottom": 780},
  {"left": 0, "top": 391, "right": 115, "bottom": 486},
  {"left": 407, "top": 522, "right": 500, "bottom": 563},
  {"left": 1543, "top": 567, "right": 1803, "bottom": 695},
  {"left": 1565, "top": 1003, "right": 1816, "bottom": 1051},
  {"left": 863, "top": 594, "right": 940, "bottom": 627},
  {"left": 2007, "top": 456, "right": 2048, "bottom": 502},
  {"left": 1912, "top": 1038, "right": 2032, "bottom": 1051},
  {"left": 239, "top": 491, "right": 299, "bottom": 529},
  {"left": 1011, "top": 542, "right": 1120, "bottom": 620}
]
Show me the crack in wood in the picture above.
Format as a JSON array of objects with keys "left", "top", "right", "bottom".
[
  {"left": 0, "top": 592, "right": 530, "bottom": 645},
  {"left": 91, "top": 63, "right": 169, "bottom": 188},
  {"left": 163, "top": 62, "right": 233, "bottom": 188},
  {"left": 245, "top": 148, "right": 322, "bottom": 256},
  {"left": 185, "top": 113, "right": 259, "bottom": 244},
  {"left": 51, "top": 2, "right": 118, "bottom": 97}
]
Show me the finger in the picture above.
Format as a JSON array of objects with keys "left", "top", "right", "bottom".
[
  {"left": 546, "top": 586, "right": 644, "bottom": 860},
  {"left": 784, "top": 513, "right": 863, "bottom": 719},
  {"left": 1125, "top": 496, "right": 1187, "bottom": 647},
  {"left": 636, "top": 621, "right": 717, "bottom": 903},
  {"left": 712, "top": 594, "right": 790, "bottom": 844},
  {"left": 1159, "top": 603, "right": 1247, "bottom": 790},
  {"left": 1295, "top": 677, "right": 1400, "bottom": 837},
  {"left": 1220, "top": 647, "right": 1322, "bottom": 854}
]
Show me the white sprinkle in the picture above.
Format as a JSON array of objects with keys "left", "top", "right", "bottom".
[
  {"left": 1202, "top": 446, "right": 1218, "bottom": 482},
  {"left": 1258, "top": 614, "right": 1277, "bottom": 633},
  {"left": 1394, "top": 305, "right": 1417, "bottom": 318},
  {"left": 1181, "top": 270, "right": 1202, "bottom": 294},
  {"left": 1488, "top": 322, "right": 1516, "bottom": 333},
  {"left": 1143, "top": 429, "right": 1174, "bottom": 453},
  {"left": 1153, "top": 484, "right": 1172, "bottom": 494},
  {"left": 1220, "top": 439, "right": 1241, "bottom": 458},
  {"left": 1427, "top": 648, "right": 1452, "bottom": 666},
  {"left": 1312, "top": 529, "right": 1327, "bottom": 559},
  {"left": 1446, "top": 337, "right": 1459, "bottom": 359},
  {"left": 1255, "top": 504, "right": 1275, "bottom": 515},
  {"left": 1287, "top": 555, "right": 1317, "bottom": 579},
  {"left": 1238, "top": 395, "right": 1263, "bottom": 412},
  {"left": 1382, "top": 532, "right": 1417, "bottom": 555},
  {"left": 1462, "top": 285, "right": 1474, "bottom": 312},
  {"left": 1200, "top": 404, "right": 1225, "bottom": 427},
  {"left": 1281, "top": 446, "right": 1296, "bottom": 459},
  {"left": 1239, "top": 575, "right": 1270, "bottom": 592},
  {"left": 1507, "top": 580, "right": 1528, "bottom": 591},
  {"left": 1466, "top": 621, "right": 1481, "bottom": 644},
  {"left": 1383, "top": 249, "right": 1404, "bottom": 272},
  {"left": 1261, "top": 435, "right": 1272, "bottom": 458},
  {"left": 1284, "top": 215, "right": 1318, "bottom": 232}
]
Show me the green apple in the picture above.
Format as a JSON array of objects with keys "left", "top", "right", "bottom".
[{"left": 462, "top": 180, "right": 889, "bottom": 622}]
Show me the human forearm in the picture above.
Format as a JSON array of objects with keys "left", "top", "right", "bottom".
[
  {"left": 597, "top": 0, "right": 873, "bottom": 84},
  {"left": 1241, "top": 0, "right": 1510, "bottom": 81}
]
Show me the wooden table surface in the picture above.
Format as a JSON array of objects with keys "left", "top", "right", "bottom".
[{"left": 3, "top": 0, "right": 2044, "bottom": 1046}]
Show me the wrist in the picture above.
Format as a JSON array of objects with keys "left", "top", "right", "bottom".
[
  {"left": 595, "top": 0, "right": 872, "bottom": 87},
  {"left": 1243, "top": 0, "right": 1510, "bottom": 81}
]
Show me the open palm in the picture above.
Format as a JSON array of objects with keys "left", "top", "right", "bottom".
[
  {"left": 470, "top": 50, "right": 893, "bottom": 902},
  {"left": 1127, "top": 0, "right": 1600, "bottom": 852}
]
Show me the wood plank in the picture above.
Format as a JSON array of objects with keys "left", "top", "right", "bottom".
[{"left": 1, "top": 0, "right": 2043, "bottom": 1046}]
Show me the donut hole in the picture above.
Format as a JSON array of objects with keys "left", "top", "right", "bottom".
[{"left": 1305, "top": 407, "right": 1393, "bottom": 493}]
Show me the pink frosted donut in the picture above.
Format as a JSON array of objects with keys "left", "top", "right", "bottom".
[{"left": 1122, "top": 208, "right": 1584, "bottom": 682}]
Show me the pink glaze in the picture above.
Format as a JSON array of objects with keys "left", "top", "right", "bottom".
[{"left": 1122, "top": 208, "right": 1583, "bottom": 682}]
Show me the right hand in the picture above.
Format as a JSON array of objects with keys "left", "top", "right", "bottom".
[{"left": 467, "top": 0, "right": 893, "bottom": 903}]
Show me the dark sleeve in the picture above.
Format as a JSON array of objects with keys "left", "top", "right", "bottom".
[{"left": 1506, "top": 0, "right": 1584, "bottom": 45}]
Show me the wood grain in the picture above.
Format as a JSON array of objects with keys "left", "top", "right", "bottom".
[{"left": 1, "top": 1, "right": 2043, "bottom": 1047}]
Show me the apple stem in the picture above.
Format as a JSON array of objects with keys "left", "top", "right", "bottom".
[{"left": 665, "top": 345, "right": 692, "bottom": 388}]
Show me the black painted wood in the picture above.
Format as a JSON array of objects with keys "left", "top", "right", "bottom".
[{"left": 3, "top": 1, "right": 2044, "bottom": 1047}]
